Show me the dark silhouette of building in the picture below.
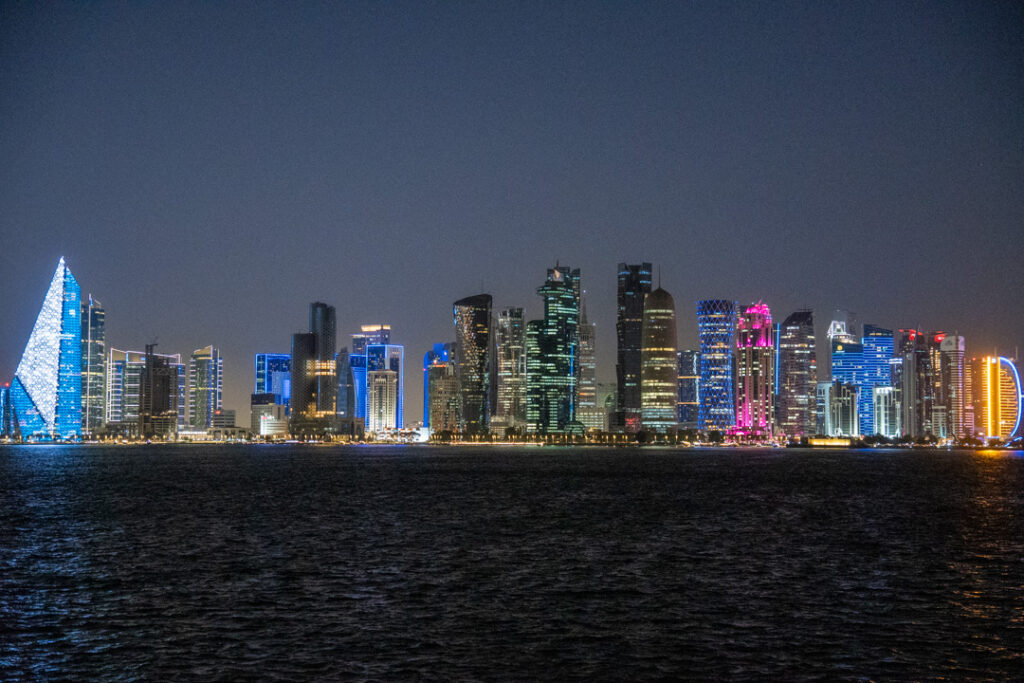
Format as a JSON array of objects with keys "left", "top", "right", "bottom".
[
  {"left": 453, "top": 294, "right": 493, "bottom": 435},
  {"left": 139, "top": 343, "right": 178, "bottom": 439},
  {"left": 614, "top": 263, "right": 652, "bottom": 432},
  {"left": 777, "top": 310, "right": 817, "bottom": 438}
]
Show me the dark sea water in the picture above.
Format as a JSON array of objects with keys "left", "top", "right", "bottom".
[{"left": 2, "top": 445, "right": 1023, "bottom": 680}]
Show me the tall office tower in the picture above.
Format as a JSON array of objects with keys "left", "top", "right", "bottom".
[
  {"left": 254, "top": 353, "right": 291, "bottom": 410},
  {"left": 8, "top": 258, "right": 82, "bottom": 440},
  {"left": 352, "top": 324, "right": 391, "bottom": 353},
  {"left": 0, "top": 383, "right": 12, "bottom": 438},
  {"left": 615, "top": 263, "right": 652, "bottom": 432},
  {"left": 640, "top": 287, "right": 678, "bottom": 434},
  {"left": 423, "top": 343, "right": 454, "bottom": 428},
  {"left": 873, "top": 386, "right": 900, "bottom": 438},
  {"left": 826, "top": 381, "right": 860, "bottom": 437},
  {"left": 139, "top": 343, "right": 180, "bottom": 438},
  {"left": 493, "top": 309, "right": 526, "bottom": 431},
  {"left": 80, "top": 294, "right": 106, "bottom": 436},
  {"left": 577, "top": 298, "right": 601, "bottom": 431},
  {"left": 350, "top": 324, "right": 392, "bottom": 420},
  {"left": 188, "top": 346, "right": 223, "bottom": 429},
  {"left": 366, "top": 343, "right": 404, "bottom": 428},
  {"left": 289, "top": 333, "right": 317, "bottom": 419},
  {"left": 897, "top": 329, "right": 940, "bottom": 437},
  {"left": 309, "top": 302, "right": 337, "bottom": 414},
  {"left": 940, "top": 336, "right": 967, "bottom": 438},
  {"left": 696, "top": 299, "right": 737, "bottom": 431},
  {"left": 367, "top": 370, "right": 399, "bottom": 432},
  {"left": 454, "top": 294, "right": 493, "bottom": 435},
  {"left": 733, "top": 302, "right": 774, "bottom": 436},
  {"left": 426, "top": 357, "right": 460, "bottom": 433},
  {"left": 106, "top": 348, "right": 185, "bottom": 434},
  {"left": 859, "top": 325, "right": 894, "bottom": 436},
  {"left": 830, "top": 325, "right": 867, "bottom": 434},
  {"left": 525, "top": 265, "right": 581, "bottom": 434},
  {"left": 677, "top": 350, "right": 700, "bottom": 430},
  {"left": 926, "top": 333, "right": 949, "bottom": 437},
  {"left": 776, "top": 310, "right": 817, "bottom": 438},
  {"left": 971, "top": 356, "right": 1022, "bottom": 441},
  {"left": 335, "top": 348, "right": 354, "bottom": 419}
]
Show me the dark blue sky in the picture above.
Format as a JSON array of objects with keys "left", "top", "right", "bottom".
[{"left": 2, "top": 1, "right": 1022, "bottom": 425}]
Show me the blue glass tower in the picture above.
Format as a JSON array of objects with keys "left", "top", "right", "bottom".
[
  {"left": 830, "top": 336, "right": 866, "bottom": 433},
  {"left": 860, "top": 325, "right": 894, "bottom": 435},
  {"left": 255, "top": 353, "right": 291, "bottom": 410},
  {"left": 696, "top": 299, "right": 736, "bottom": 431},
  {"left": 9, "top": 258, "right": 83, "bottom": 439}
]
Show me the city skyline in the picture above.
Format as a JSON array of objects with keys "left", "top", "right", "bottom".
[{"left": 1, "top": 3, "right": 1022, "bottom": 429}]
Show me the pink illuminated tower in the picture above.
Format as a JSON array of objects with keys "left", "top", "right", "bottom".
[{"left": 734, "top": 302, "right": 775, "bottom": 437}]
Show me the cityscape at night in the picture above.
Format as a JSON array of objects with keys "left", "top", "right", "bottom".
[
  {"left": 2, "top": 257, "right": 1022, "bottom": 446},
  {"left": 2, "top": 2, "right": 1022, "bottom": 679}
]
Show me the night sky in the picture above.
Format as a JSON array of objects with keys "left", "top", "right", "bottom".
[{"left": 2, "top": 2, "right": 1022, "bottom": 426}]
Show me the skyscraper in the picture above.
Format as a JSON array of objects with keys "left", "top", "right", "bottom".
[
  {"left": 860, "top": 325, "right": 895, "bottom": 436},
  {"left": 106, "top": 348, "right": 186, "bottom": 435},
  {"left": 676, "top": 350, "right": 700, "bottom": 430},
  {"left": 776, "top": 310, "right": 817, "bottom": 438},
  {"left": 526, "top": 265, "right": 581, "bottom": 434},
  {"left": 830, "top": 324, "right": 867, "bottom": 434},
  {"left": 80, "top": 294, "right": 106, "bottom": 437},
  {"left": 971, "top": 356, "right": 1022, "bottom": 442},
  {"left": 139, "top": 343, "right": 179, "bottom": 439},
  {"left": 289, "top": 333, "right": 317, "bottom": 421},
  {"left": 898, "top": 329, "right": 939, "bottom": 437},
  {"left": 350, "top": 324, "right": 391, "bottom": 421},
  {"left": 426, "top": 355, "right": 460, "bottom": 434},
  {"left": 335, "top": 348, "right": 354, "bottom": 419},
  {"left": 8, "top": 258, "right": 82, "bottom": 440},
  {"left": 577, "top": 297, "right": 601, "bottom": 431},
  {"left": 453, "top": 294, "right": 493, "bottom": 435},
  {"left": 309, "top": 302, "right": 337, "bottom": 414},
  {"left": 493, "top": 309, "right": 526, "bottom": 432},
  {"left": 696, "top": 299, "right": 737, "bottom": 431},
  {"left": 0, "top": 383, "right": 13, "bottom": 438},
  {"left": 940, "top": 336, "right": 967, "bottom": 438},
  {"left": 254, "top": 353, "right": 291, "bottom": 411},
  {"left": 423, "top": 342, "right": 454, "bottom": 429},
  {"left": 188, "top": 346, "right": 223, "bottom": 429},
  {"left": 615, "top": 263, "right": 652, "bottom": 432},
  {"left": 366, "top": 343, "right": 405, "bottom": 428},
  {"left": 367, "top": 369, "right": 399, "bottom": 432},
  {"left": 734, "top": 302, "right": 774, "bottom": 436},
  {"left": 640, "top": 287, "right": 678, "bottom": 434}
]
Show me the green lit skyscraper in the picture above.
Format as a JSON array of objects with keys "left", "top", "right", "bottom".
[{"left": 526, "top": 265, "right": 581, "bottom": 434}]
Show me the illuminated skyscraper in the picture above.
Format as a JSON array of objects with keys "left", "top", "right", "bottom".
[
  {"left": 776, "top": 310, "right": 816, "bottom": 438},
  {"left": 289, "top": 333, "right": 317, "bottom": 421},
  {"left": 696, "top": 299, "right": 736, "bottom": 431},
  {"left": 255, "top": 353, "right": 291, "bottom": 411},
  {"left": 139, "top": 343, "right": 181, "bottom": 439},
  {"left": 971, "top": 356, "right": 1022, "bottom": 442},
  {"left": 860, "top": 325, "right": 895, "bottom": 436},
  {"left": 309, "top": 302, "right": 337, "bottom": 414},
  {"left": 898, "top": 329, "right": 940, "bottom": 437},
  {"left": 366, "top": 344, "right": 404, "bottom": 428},
  {"left": 0, "top": 383, "right": 12, "bottom": 438},
  {"left": 940, "top": 336, "right": 967, "bottom": 438},
  {"left": 676, "top": 350, "right": 700, "bottom": 429},
  {"left": 350, "top": 324, "right": 391, "bottom": 420},
  {"left": 367, "top": 370, "right": 399, "bottom": 432},
  {"left": 873, "top": 386, "right": 900, "bottom": 438},
  {"left": 454, "top": 294, "right": 493, "bottom": 435},
  {"left": 335, "top": 348, "right": 354, "bottom": 419},
  {"left": 8, "top": 258, "right": 82, "bottom": 440},
  {"left": 734, "top": 302, "right": 774, "bottom": 436},
  {"left": 423, "top": 342, "right": 454, "bottom": 428},
  {"left": 80, "top": 294, "right": 106, "bottom": 436},
  {"left": 188, "top": 345, "right": 223, "bottom": 429},
  {"left": 577, "top": 297, "right": 601, "bottom": 431},
  {"left": 526, "top": 265, "right": 581, "bottom": 434},
  {"left": 615, "top": 263, "right": 652, "bottom": 432},
  {"left": 640, "top": 287, "right": 678, "bottom": 434},
  {"left": 426, "top": 356, "right": 460, "bottom": 434},
  {"left": 493, "top": 309, "right": 526, "bottom": 431},
  {"left": 826, "top": 381, "right": 860, "bottom": 437}
]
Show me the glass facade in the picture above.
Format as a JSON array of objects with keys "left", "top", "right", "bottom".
[
  {"left": 640, "top": 288, "right": 678, "bottom": 434},
  {"left": 453, "top": 294, "right": 493, "bottom": 435},
  {"left": 255, "top": 353, "right": 291, "bottom": 410},
  {"left": 188, "top": 345, "right": 223, "bottom": 429},
  {"left": 615, "top": 263, "right": 652, "bottom": 432},
  {"left": 860, "top": 325, "right": 894, "bottom": 436},
  {"left": 366, "top": 344, "right": 404, "bottom": 429},
  {"left": 525, "top": 265, "right": 581, "bottom": 434},
  {"left": 777, "top": 310, "right": 817, "bottom": 438},
  {"left": 493, "top": 309, "right": 526, "bottom": 431},
  {"left": 10, "top": 258, "right": 82, "bottom": 439},
  {"left": 106, "top": 348, "right": 186, "bottom": 434},
  {"left": 424, "top": 343, "right": 455, "bottom": 430},
  {"left": 696, "top": 299, "right": 736, "bottom": 431},
  {"left": 577, "top": 299, "right": 601, "bottom": 431},
  {"left": 80, "top": 294, "right": 106, "bottom": 436},
  {"left": 676, "top": 350, "right": 700, "bottom": 429}
]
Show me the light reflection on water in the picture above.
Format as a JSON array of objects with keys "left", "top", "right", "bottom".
[{"left": 1, "top": 445, "right": 1023, "bottom": 679}]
